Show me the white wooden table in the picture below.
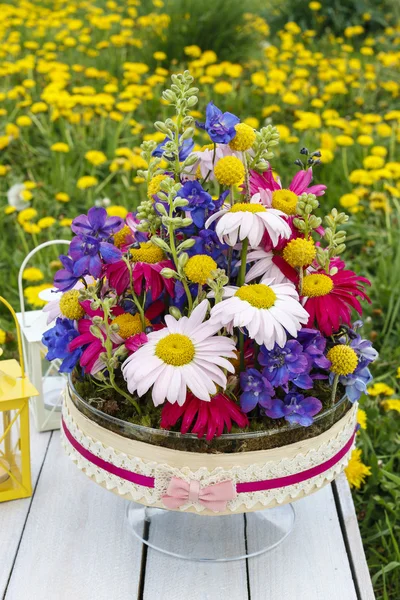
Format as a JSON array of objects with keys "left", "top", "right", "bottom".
[{"left": 0, "top": 425, "right": 375, "bottom": 600}]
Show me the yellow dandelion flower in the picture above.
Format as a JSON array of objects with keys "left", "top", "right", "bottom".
[
  {"left": 357, "top": 408, "right": 367, "bottom": 430},
  {"left": 345, "top": 449, "right": 371, "bottom": 489},
  {"left": 85, "top": 150, "right": 107, "bottom": 166},
  {"left": 381, "top": 399, "right": 400, "bottom": 414},
  {"left": 77, "top": 176, "right": 98, "bottom": 190},
  {"left": 367, "top": 382, "right": 395, "bottom": 396},
  {"left": 51, "top": 142, "right": 70, "bottom": 153},
  {"left": 23, "top": 267, "right": 44, "bottom": 282}
]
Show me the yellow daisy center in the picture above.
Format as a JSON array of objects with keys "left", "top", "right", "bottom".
[
  {"left": 272, "top": 189, "right": 299, "bottom": 215},
  {"left": 229, "top": 202, "right": 266, "bottom": 213},
  {"left": 59, "top": 290, "right": 84, "bottom": 320},
  {"left": 113, "top": 225, "right": 131, "bottom": 248},
  {"left": 155, "top": 333, "right": 195, "bottom": 366},
  {"left": 327, "top": 345, "right": 358, "bottom": 376},
  {"left": 113, "top": 313, "right": 150, "bottom": 339},
  {"left": 184, "top": 254, "right": 217, "bottom": 285},
  {"left": 147, "top": 173, "right": 168, "bottom": 201},
  {"left": 302, "top": 273, "right": 333, "bottom": 297},
  {"left": 214, "top": 156, "right": 245, "bottom": 186},
  {"left": 130, "top": 242, "right": 165, "bottom": 264},
  {"left": 283, "top": 237, "right": 316, "bottom": 267},
  {"left": 229, "top": 123, "right": 256, "bottom": 152},
  {"left": 235, "top": 284, "right": 277, "bottom": 309}
]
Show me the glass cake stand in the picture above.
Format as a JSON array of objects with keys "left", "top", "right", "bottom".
[{"left": 126, "top": 502, "right": 296, "bottom": 562}]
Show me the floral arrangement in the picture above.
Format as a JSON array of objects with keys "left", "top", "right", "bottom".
[{"left": 42, "top": 71, "right": 378, "bottom": 441}]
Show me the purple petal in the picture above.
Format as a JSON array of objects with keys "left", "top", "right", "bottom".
[
  {"left": 265, "top": 399, "right": 285, "bottom": 419},
  {"left": 88, "top": 255, "right": 103, "bottom": 278},
  {"left": 71, "top": 214, "right": 92, "bottom": 236},
  {"left": 88, "top": 206, "right": 107, "bottom": 230},
  {"left": 299, "top": 396, "right": 322, "bottom": 417},
  {"left": 240, "top": 391, "right": 258, "bottom": 413},
  {"left": 72, "top": 255, "right": 90, "bottom": 277},
  {"left": 99, "top": 241, "right": 122, "bottom": 263}
]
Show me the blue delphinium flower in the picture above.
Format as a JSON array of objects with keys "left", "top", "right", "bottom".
[
  {"left": 259, "top": 340, "right": 312, "bottom": 389},
  {"left": 176, "top": 180, "right": 214, "bottom": 228},
  {"left": 349, "top": 334, "right": 378, "bottom": 369},
  {"left": 266, "top": 391, "right": 322, "bottom": 426},
  {"left": 54, "top": 255, "right": 81, "bottom": 292},
  {"left": 197, "top": 102, "right": 240, "bottom": 144},
  {"left": 240, "top": 368, "right": 275, "bottom": 413},
  {"left": 331, "top": 367, "right": 373, "bottom": 403},
  {"left": 42, "top": 318, "right": 82, "bottom": 373},
  {"left": 188, "top": 229, "right": 227, "bottom": 263},
  {"left": 296, "top": 328, "right": 331, "bottom": 370},
  {"left": 152, "top": 136, "right": 194, "bottom": 161},
  {"left": 71, "top": 206, "right": 123, "bottom": 239},
  {"left": 69, "top": 235, "right": 122, "bottom": 278}
]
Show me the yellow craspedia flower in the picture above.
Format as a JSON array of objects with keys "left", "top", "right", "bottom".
[
  {"left": 336, "top": 135, "right": 354, "bottom": 147},
  {"left": 56, "top": 192, "right": 70, "bottom": 203},
  {"left": 271, "top": 189, "right": 298, "bottom": 215},
  {"left": 85, "top": 150, "right": 107, "bottom": 166},
  {"left": 327, "top": 345, "right": 358, "bottom": 376},
  {"left": 213, "top": 81, "right": 233, "bottom": 95},
  {"left": 51, "top": 142, "right": 70, "bottom": 153},
  {"left": 367, "top": 382, "right": 395, "bottom": 396},
  {"left": 147, "top": 173, "right": 168, "bottom": 200},
  {"left": 214, "top": 156, "right": 245, "bottom": 186},
  {"left": 184, "top": 255, "right": 217, "bottom": 285},
  {"left": 59, "top": 290, "right": 84, "bottom": 320},
  {"left": 357, "top": 408, "right": 367, "bottom": 430},
  {"left": 77, "top": 176, "right": 98, "bottom": 189},
  {"left": 38, "top": 217, "right": 56, "bottom": 229},
  {"left": 23, "top": 267, "right": 44, "bottom": 282},
  {"left": 24, "top": 284, "right": 53, "bottom": 308},
  {"left": 282, "top": 238, "right": 316, "bottom": 267},
  {"left": 113, "top": 313, "right": 150, "bottom": 339},
  {"left": 381, "top": 399, "right": 400, "bottom": 414},
  {"left": 114, "top": 225, "right": 131, "bottom": 248},
  {"left": 16, "top": 116, "right": 32, "bottom": 127},
  {"left": 229, "top": 123, "right": 256, "bottom": 152},
  {"left": 340, "top": 193, "right": 359, "bottom": 209},
  {"left": 345, "top": 449, "right": 371, "bottom": 489},
  {"left": 107, "top": 205, "right": 128, "bottom": 218}
]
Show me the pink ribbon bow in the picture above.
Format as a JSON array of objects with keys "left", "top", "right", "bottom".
[{"left": 162, "top": 477, "right": 236, "bottom": 512}]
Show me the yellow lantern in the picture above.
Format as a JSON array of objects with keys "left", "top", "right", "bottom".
[{"left": 0, "top": 296, "right": 38, "bottom": 502}]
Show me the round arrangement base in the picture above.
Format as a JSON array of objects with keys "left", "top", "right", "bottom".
[{"left": 126, "top": 502, "right": 295, "bottom": 562}]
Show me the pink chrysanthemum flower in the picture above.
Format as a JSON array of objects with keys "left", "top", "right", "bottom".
[
  {"left": 104, "top": 241, "right": 175, "bottom": 298},
  {"left": 160, "top": 391, "right": 249, "bottom": 440},
  {"left": 302, "top": 260, "right": 371, "bottom": 336}
]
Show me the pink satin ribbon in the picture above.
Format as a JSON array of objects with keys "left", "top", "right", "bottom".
[
  {"left": 162, "top": 477, "right": 236, "bottom": 511},
  {"left": 62, "top": 418, "right": 356, "bottom": 509}
]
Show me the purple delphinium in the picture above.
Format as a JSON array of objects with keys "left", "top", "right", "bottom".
[
  {"left": 176, "top": 180, "right": 214, "bottom": 228},
  {"left": 240, "top": 368, "right": 275, "bottom": 413},
  {"left": 54, "top": 255, "right": 82, "bottom": 292},
  {"left": 296, "top": 328, "right": 331, "bottom": 370},
  {"left": 197, "top": 102, "right": 240, "bottom": 144},
  {"left": 71, "top": 206, "right": 123, "bottom": 239},
  {"left": 69, "top": 235, "right": 122, "bottom": 278},
  {"left": 42, "top": 318, "right": 82, "bottom": 373},
  {"left": 188, "top": 229, "right": 227, "bottom": 263},
  {"left": 330, "top": 367, "right": 373, "bottom": 403},
  {"left": 152, "top": 136, "right": 194, "bottom": 161},
  {"left": 259, "top": 340, "right": 312, "bottom": 389},
  {"left": 265, "top": 391, "right": 322, "bottom": 427}
]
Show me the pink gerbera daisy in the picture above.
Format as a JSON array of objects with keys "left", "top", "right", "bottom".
[
  {"left": 160, "top": 391, "right": 249, "bottom": 440},
  {"left": 301, "top": 260, "right": 371, "bottom": 336},
  {"left": 248, "top": 167, "right": 327, "bottom": 216},
  {"left": 104, "top": 241, "right": 175, "bottom": 298}
]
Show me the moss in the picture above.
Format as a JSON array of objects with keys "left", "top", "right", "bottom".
[{"left": 71, "top": 371, "right": 351, "bottom": 454}]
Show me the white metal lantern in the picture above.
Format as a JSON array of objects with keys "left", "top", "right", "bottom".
[{"left": 16, "top": 240, "right": 71, "bottom": 432}]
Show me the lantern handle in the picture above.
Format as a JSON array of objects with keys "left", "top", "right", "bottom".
[
  {"left": 0, "top": 296, "right": 26, "bottom": 377},
  {"left": 18, "top": 240, "right": 71, "bottom": 328}
]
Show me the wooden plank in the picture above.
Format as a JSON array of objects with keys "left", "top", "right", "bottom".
[
  {"left": 246, "top": 485, "right": 358, "bottom": 600},
  {"left": 333, "top": 473, "right": 375, "bottom": 600},
  {"left": 4, "top": 432, "right": 144, "bottom": 600},
  {"left": 0, "top": 423, "right": 51, "bottom": 597},
  {"left": 142, "top": 510, "right": 250, "bottom": 600}
]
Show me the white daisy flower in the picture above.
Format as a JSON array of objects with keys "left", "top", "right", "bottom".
[
  {"left": 242, "top": 248, "right": 290, "bottom": 284},
  {"left": 210, "top": 278, "right": 309, "bottom": 349},
  {"left": 205, "top": 197, "right": 291, "bottom": 248},
  {"left": 122, "top": 300, "right": 236, "bottom": 407}
]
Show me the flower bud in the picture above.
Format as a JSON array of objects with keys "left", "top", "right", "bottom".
[
  {"left": 160, "top": 268, "right": 177, "bottom": 279},
  {"left": 169, "top": 306, "right": 182, "bottom": 319}
]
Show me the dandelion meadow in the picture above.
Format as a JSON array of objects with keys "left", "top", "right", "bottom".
[{"left": 0, "top": 0, "right": 399, "bottom": 596}]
